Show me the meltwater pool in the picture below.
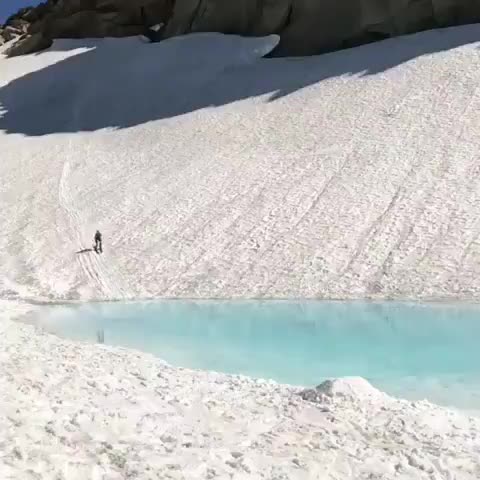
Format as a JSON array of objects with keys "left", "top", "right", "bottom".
[{"left": 32, "top": 301, "right": 480, "bottom": 412}]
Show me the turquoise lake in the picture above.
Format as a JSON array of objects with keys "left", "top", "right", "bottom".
[{"left": 33, "top": 301, "right": 480, "bottom": 412}]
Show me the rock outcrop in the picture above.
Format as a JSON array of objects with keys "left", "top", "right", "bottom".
[
  {"left": 164, "top": 0, "right": 480, "bottom": 55},
  {"left": 299, "top": 378, "right": 385, "bottom": 404},
  {"left": 2, "top": 0, "right": 480, "bottom": 57},
  {"left": 1, "top": 0, "right": 173, "bottom": 56},
  {"left": 4, "top": 32, "right": 53, "bottom": 57}
]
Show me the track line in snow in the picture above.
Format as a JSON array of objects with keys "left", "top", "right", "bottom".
[{"left": 58, "top": 157, "right": 127, "bottom": 299}]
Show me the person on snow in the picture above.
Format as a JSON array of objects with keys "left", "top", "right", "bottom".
[{"left": 94, "top": 230, "right": 102, "bottom": 254}]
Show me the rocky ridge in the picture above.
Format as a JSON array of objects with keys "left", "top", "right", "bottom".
[{"left": 1, "top": 0, "right": 480, "bottom": 58}]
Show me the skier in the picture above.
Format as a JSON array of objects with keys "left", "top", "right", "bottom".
[{"left": 94, "top": 230, "right": 102, "bottom": 254}]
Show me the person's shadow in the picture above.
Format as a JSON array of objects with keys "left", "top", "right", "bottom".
[
  {"left": 75, "top": 248, "right": 93, "bottom": 254},
  {"left": 1, "top": 26, "right": 479, "bottom": 137}
]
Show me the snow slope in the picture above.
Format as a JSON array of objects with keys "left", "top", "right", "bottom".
[
  {"left": 2, "top": 30, "right": 480, "bottom": 480},
  {"left": 2, "top": 28, "right": 480, "bottom": 301}
]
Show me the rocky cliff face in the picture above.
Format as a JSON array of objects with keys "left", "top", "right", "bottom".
[
  {"left": 1, "top": 0, "right": 174, "bottom": 56},
  {"left": 2, "top": 0, "right": 480, "bottom": 57}
]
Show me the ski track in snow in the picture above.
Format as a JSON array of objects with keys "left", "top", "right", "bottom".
[{"left": 58, "top": 153, "right": 127, "bottom": 299}]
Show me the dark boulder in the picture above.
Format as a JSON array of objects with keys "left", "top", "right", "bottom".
[{"left": 5, "top": 33, "right": 53, "bottom": 57}]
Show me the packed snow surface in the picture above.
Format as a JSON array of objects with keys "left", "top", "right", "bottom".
[
  {"left": 1, "top": 302, "right": 480, "bottom": 479},
  {"left": 2, "top": 26, "right": 480, "bottom": 479},
  {"left": 2, "top": 28, "right": 480, "bottom": 300}
]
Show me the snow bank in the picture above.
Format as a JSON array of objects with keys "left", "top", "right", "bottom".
[
  {"left": 1, "top": 301, "right": 479, "bottom": 479},
  {"left": 2, "top": 28, "right": 480, "bottom": 300}
]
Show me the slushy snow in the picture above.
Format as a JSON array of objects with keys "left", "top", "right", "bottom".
[{"left": 2, "top": 26, "right": 480, "bottom": 479}]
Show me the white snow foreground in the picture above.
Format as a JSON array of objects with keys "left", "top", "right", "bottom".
[
  {"left": 2, "top": 27, "right": 480, "bottom": 300},
  {"left": 1, "top": 303, "right": 479, "bottom": 480}
]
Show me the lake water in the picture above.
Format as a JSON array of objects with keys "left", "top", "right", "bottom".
[{"left": 32, "top": 301, "right": 480, "bottom": 412}]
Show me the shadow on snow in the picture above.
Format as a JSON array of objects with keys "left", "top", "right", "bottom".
[{"left": 0, "top": 26, "right": 479, "bottom": 137}]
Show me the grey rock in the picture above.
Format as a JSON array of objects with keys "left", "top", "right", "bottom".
[
  {"left": 46, "top": 10, "right": 142, "bottom": 38},
  {"left": 298, "top": 379, "right": 336, "bottom": 403},
  {"left": 165, "top": 0, "right": 480, "bottom": 56},
  {"left": 432, "top": 0, "right": 480, "bottom": 26},
  {"left": 51, "top": 0, "right": 98, "bottom": 17},
  {"left": 6, "top": 33, "right": 53, "bottom": 57},
  {"left": 2, "top": 26, "right": 23, "bottom": 42},
  {"left": 3, "top": 0, "right": 480, "bottom": 58},
  {"left": 251, "top": 0, "right": 292, "bottom": 37},
  {"left": 7, "top": 18, "right": 30, "bottom": 34}
]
